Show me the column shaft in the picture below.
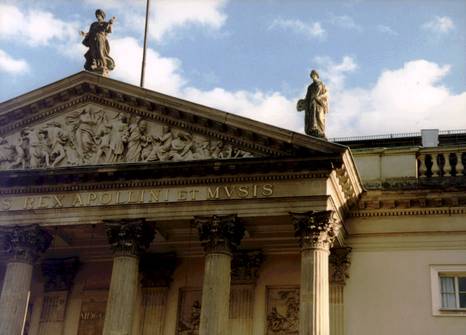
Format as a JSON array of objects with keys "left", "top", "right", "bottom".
[
  {"left": 300, "top": 248, "right": 330, "bottom": 335},
  {"left": 0, "top": 262, "right": 33, "bottom": 335},
  {"left": 200, "top": 252, "right": 232, "bottom": 335},
  {"left": 102, "top": 255, "right": 139, "bottom": 335}
]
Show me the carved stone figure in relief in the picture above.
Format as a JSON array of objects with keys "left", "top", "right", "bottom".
[
  {"left": 126, "top": 116, "right": 147, "bottom": 162},
  {"left": 81, "top": 9, "right": 116, "bottom": 76},
  {"left": 42, "top": 122, "right": 68, "bottom": 167},
  {"left": 0, "top": 108, "right": 255, "bottom": 170},
  {"left": 108, "top": 113, "right": 129, "bottom": 163},
  {"left": 267, "top": 289, "right": 299, "bottom": 334},
  {"left": 0, "top": 137, "right": 15, "bottom": 168},
  {"left": 297, "top": 69, "right": 329, "bottom": 138},
  {"left": 94, "top": 113, "right": 112, "bottom": 163}
]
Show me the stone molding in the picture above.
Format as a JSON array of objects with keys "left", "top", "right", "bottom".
[
  {"left": 231, "top": 250, "right": 264, "bottom": 284},
  {"left": 0, "top": 170, "right": 326, "bottom": 196},
  {"left": 139, "top": 253, "right": 177, "bottom": 287},
  {"left": 329, "top": 247, "right": 351, "bottom": 285},
  {"left": 41, "top": 257, "right": 80, "bottom": 292},
  {"left": 193, "top": 214, "right": 245, "bottom": 254},
  {"left": 290, "top": 210, "right": 339, "bottom": 250},
  {"left": 0, "top": 224, "right": 52, "bottom": 263},
  {"left": 104, "top": 218, "right": 155, "bottom": 256}
]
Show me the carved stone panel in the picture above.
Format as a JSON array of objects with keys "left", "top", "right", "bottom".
[
  {"left": 0, "top": 104, "right": 255, "bottom": 170},
  {"left": 266, "top": 287, "right": 299, "bottom": 335},
  {"left": 176, "top": 288, "right": 202, "bottom": 335},
  {"left": 77, "top": 291, "right": 107, "bottom": 335}
]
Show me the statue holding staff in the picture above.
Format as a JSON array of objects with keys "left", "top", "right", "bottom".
[
  {"left": 297, "top": 70, "right": 329, "bottom": 138},
  {"left": 81, "top": 9, "right": 116, "bottom": 76}
]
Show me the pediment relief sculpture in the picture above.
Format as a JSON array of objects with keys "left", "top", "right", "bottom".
[{"left": 0, "top": 105, "right": 254, "bottom": 170}]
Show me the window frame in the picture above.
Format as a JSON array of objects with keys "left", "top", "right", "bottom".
[{"left": 430, "top": 265, "right": 466, "bottom": 316}]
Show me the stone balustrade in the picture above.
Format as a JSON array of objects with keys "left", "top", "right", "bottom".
[{"left": 417, "top": 148, "right": 466, "bottom": 178}]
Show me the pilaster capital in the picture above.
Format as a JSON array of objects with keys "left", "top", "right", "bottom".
[
  {"left": 41, "top": 257, "right": 80, "bottom": 292},
  {"left": 193, "top": 214, "right": 245, "bottom": 255},
  {"left": 0, "top": 224, "right": 52, "bottom": 264},
  {"left": 139, "top": 253, "right": 177, "bottom": 287},
  {"left": 104, "top": 218, "right": 155, "bottom": 257},
  {"left": 231, "top": 250, "right": 264, "bottom": 284},
  {"left": 290, "top": 210, "right": 339, "bottom": 251},
  {"left": 329, "top": 247, "right": 352, "bottom": 285}
]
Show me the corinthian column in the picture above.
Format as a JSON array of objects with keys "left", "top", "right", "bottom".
[
  {"left": 102, "top": 219, "right": 155, "bottom": 335},
  {"left": 291, "top": 210, "right": 339, "bottom": 335},
  {"left": 194, "top": 214, "right": 245, "bottom": 335},
  {"left": 0, "top": 225, "right": 52, "bottom": 335}
]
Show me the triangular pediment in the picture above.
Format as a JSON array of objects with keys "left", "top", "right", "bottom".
[{"left": 0, "top": 71, "right": 347, "bottom": 171}]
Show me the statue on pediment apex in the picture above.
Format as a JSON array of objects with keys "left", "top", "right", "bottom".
[{"left": 81, "top": 9, "right": 116, "bottom": 76}]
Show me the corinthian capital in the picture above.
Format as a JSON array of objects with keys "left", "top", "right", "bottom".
[
  {"left": 290, "top": 210, "right": 338, "bottom": 250},
  {"left": 329, "top": 247, "right": 351, "bottom": 285},
  {"left": 0, "top": 224, "right": 52, "bottom": 264},
  {"left": 104, "top": 218, "right": 155, "bottom": 256},
  {"left": 194, "top": 214, "right": 245, "bottom": 254}
]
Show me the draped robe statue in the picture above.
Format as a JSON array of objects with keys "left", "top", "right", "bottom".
[
  {"left": 297, "top": 70, "right": 329, "bottom": 138},
  {"left": 81, "top": 9, "right": 116, "bottom": 76}
]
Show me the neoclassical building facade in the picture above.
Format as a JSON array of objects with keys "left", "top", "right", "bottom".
[{"left": 0, "top": 72, "right": 464, "bottom": 335}]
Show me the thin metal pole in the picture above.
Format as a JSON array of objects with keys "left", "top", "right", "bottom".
[{"left": 140, "top": 0, "right": 151, "bottom": 88}]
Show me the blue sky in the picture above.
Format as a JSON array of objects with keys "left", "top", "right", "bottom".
[{"left": 0, "top": 0, "right": 465, "bottom": 137}]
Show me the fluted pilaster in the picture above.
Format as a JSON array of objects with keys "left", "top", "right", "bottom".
[{"left": 329, "top": 247, "right": 351, "bottom": 335}]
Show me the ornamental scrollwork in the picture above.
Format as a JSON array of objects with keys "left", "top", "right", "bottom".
[
  {"left": 290, "top": 210, "right": 339, "bottom": 250},
  {"left": 193, "top": 214, "right": 245, "bottom": 254},
  {"left": 104, "top": 218, "right": 155, "bottom": 256},
  {"left": 0, "top": 224, "right": 53, "bottom": 263},
  {"left": 0, "top": 107, "right": 254, "bottom": 170},
  {"left": 329, "top": 247, "right": 351, "bottom": 285}
]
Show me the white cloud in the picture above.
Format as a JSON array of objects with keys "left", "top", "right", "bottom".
[
  {"left": 377, "top": 25, "right": 398, "bottom": 36},
  {"left": 269, "top": 18, "right": 326, "bottom": 38},
  {"left": 151, "top": 0, "right": 228, "bottom": 41},
  {"left": 326, "top": 59, "right": 466, "bottom": 137},
  {"left": 422, "top": 16, "right": 454, "bottom": 34},
  {"left": 183, "top": 87, "right": 301, "bottom": 131},
  {"left": 85, "top": 0, "right": 228, "bottom": 42},
  {"left": 111, "top": 37, "right": 186, "bottom": 96},
  {"left": 0, "top": 49, "right": 29, "bottom": 74},
  {"left": 0, "top": 4, "right": 79, "bottom": 46},
  {"left": 109, "top": 36, "right": 301, "bottom": 131},
  {"left": 329, "top": 14, "right": 362, "bottom": 31}
]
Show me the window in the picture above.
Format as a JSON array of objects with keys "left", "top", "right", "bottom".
[
  {"left": 440, "top": 276, "right": 466, "bottom": 309},
  {"left": 430, "top": 265, "right": 466, "bottom": 316}
]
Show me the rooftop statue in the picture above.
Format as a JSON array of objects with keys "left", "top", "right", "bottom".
[
  {"left": 297, "top": 70, "right": 329, "bottom": 138},
  {"left": 80, "top": 9, "right": 116, "bottom": 77}
]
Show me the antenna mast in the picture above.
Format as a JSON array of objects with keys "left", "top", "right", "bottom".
[{"left": 140, "top": 0, "right": 151, "bottom": 87}]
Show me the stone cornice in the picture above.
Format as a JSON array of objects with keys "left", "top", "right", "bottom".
[
  {"left": 352, "top": 192, "right": 466, "bottom": 217},
  {"left": 193, "top": 214, "right": 245, "bottom": 255},
  {"left": 0, "top": 224, "right": 52, "bottom": 263},
  {"left": 0, "top": 158, "right": 336, "bottom": 194}
]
